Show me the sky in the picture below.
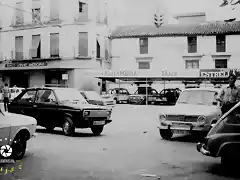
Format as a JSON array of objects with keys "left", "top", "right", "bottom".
[{"left": 108, "top": 0, "right": 240, "bottom": 27}]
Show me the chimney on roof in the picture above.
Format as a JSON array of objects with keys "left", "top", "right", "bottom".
[{"left": 173, "top": 12, "right": 206, "bottom": 24}]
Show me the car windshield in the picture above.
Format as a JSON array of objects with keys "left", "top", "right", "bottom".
[
  {"left": 54, "top": 89, "right": 87, "bottom": 103},
  {"left": 177, "top": 90, "right": 217, "bottom": 106},
  {"left": 84, "top": 91, "right": 103, "bottom": 100}
]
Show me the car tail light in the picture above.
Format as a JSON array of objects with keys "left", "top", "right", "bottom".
[{"left": 83, "top": 110, "right": 90, "bottom": 117}]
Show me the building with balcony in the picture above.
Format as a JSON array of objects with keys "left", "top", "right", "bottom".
[
  {"left": 108, "top": 13, "right": 240, "bottom": 91},
  {"left": 0, "top": 0, "right": 110, "bottom": 92}
]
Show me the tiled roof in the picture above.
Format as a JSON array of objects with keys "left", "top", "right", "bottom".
[{"left": 109, "top": 21, "right": 240, "bottom": 39}]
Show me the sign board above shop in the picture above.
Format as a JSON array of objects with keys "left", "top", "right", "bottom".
[
  {"left": 93, "top": 69, "right": 200, "bottom": 79},
  {"left": 5, "top": 61, "right": 47, "bottom": 68},
  {"left": 200, "top": 69, "right": 240, "bottom": 78}
]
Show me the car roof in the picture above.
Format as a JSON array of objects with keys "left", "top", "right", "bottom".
[
  {"left": 26, "top": 87, "right": 77, "bottom": 91},
  {"left": 183, "top": 87, "right": 221, "bottom": 92}
]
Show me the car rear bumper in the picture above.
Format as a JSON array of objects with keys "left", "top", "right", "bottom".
[{"left": 197, "top": 143, "right": 211, "bottom": 156}]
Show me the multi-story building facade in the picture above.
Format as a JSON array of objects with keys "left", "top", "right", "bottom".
[
  {"left": 108, "top": 13, "right": 240, "bottom": 91},
  {"left": 0, "top": 0, "right": 110, "bottom": 92}
]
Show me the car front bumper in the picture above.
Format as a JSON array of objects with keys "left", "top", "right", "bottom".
[{"left": 197, "top": 143, "right": 211, "bottom": 156}]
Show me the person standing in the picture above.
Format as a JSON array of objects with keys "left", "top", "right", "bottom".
[
  {"left": 3, "top": 83, "right": 11, "bottom": 112},
  {"left": 217, "top": 74, "right": 240, "bottom": 115}
]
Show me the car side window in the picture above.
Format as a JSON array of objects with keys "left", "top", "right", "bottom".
[
  {"left": 36, "top": 90, "right": 57, "bottom": 104},
  {"left": 17, "top": 90, "right": 37, "bottom": 103}
]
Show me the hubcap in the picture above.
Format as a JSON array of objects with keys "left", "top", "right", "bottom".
[
  {"left": 63, "top": 122, "right": 70, "bottom": 133},
  {"left": 14, "top": 139, "right": 24, "bottom": 156}
]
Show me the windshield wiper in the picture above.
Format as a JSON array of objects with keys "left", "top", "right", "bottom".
[
  {"left": 178, "top": 101, "right": 188, "bottom": 104},
  {"left": 197, "top": 102, "right": 206, "bottom": 105}
]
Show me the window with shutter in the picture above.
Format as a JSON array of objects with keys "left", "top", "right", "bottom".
[
  {"left": 50, "top": 33, "right": 59, "bottom": 57},
  {"left": 15, "top": 36, "right": 23, "bottom": 60},
  {"left": 78, "top": 32, "right": 88, "bottom": 57}
]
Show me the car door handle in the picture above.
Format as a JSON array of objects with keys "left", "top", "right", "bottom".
[{"left": 33, "top": 105, "right": 37, "bottom": 108}]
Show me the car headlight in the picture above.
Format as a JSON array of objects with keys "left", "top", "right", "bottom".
[
  {"left": 83, "top": 110, "right": 90, "bottom": 117},
  {"left": 159, "top": 114, "right": 167, "bottom": 122},
  {"left": 197, "top": 116, "right": 206, "bottom": 124}
]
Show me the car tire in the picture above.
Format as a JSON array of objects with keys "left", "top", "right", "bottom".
[
  {"left": 11, "top": 136, "right": 27, "bottom": 160},
  {"left": 62, "top": 117, "right": 75, "bottom": 136},
  {"left": 159, "top": 129, "right": 173, "bottom": 140},
  {"left": 91, "top": 126, "right": 104, "bottom": 135}
]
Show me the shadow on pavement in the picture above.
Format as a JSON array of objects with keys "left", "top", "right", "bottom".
[
  {"left": 36, "top": 128, "right": 105, "bottom": 138},
  {"left": 205, "top": 162, "right": 240, "bottom": 178},
  {"left": 170, "top": 135, "right": 203, "bottom": 143}
]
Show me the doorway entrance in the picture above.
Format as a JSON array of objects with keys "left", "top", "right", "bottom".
[{"left": 9, "top": 71, "right": 29, "bottom": 88}]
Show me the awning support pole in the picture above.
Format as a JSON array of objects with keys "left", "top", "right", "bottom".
[{"left": 146, "top": 78, "right": 148, "bottom": 105}]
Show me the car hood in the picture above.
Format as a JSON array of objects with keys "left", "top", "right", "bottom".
[
  {"left": 161, "top": 103, "right": 220, "bottom": 116},
  {"left": 62, "top": 102, "right": 108, "bottom": 110},
  {"left": 3, "top": 112, "right": 37, "bottom": 126}
]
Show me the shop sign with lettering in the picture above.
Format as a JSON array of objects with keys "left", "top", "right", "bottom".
[
  {"left": 103, "top": 70, "right": 138, "bottom": 77},
  {"left": 161, "top": 70, "right": 178, "bottom": 77},
  {"left": 5, "top": 62, "right": 47, "bottom": 68},
  {"left": 200, "top": 69, "right": 229, "bottom": 78}
]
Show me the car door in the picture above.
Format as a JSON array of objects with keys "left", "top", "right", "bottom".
[
  {"left": 8, "top": 89, "right": 38, "bottom": 118},
  {"left": 0, "top": 111, "right": 11, "bottom": 147},
  {"left": 34, "top": 89, "right": 59, "bottom": 127}
]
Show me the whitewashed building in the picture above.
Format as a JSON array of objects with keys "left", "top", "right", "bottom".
[
  {"left": 0, "top": 0, "right": 110, "bottom": 92},
  {"left": 108, "top": 13, "right": 240, "bottom": 91}
]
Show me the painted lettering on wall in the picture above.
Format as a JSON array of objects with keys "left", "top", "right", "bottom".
[
  {"left": 161, "top": 70, "right": 178, "bottom": 77},
  {"left": 103, "top": 70, "right": 138, "bottom": 77},
  {"left": 200, "top": 69, "right": 229, "bottom": 78},
  {"left": 5, "top": 62, "right": 47, "bottom": 68}
]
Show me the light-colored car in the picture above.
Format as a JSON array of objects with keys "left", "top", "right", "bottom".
[
  {"left": 80, "top": 91, "right": 115, "bottom": 109},
  {"left": 157, "top": 88, "right": 222, "bottom": 140},
  {"left": 0, "top": 109, "right": 37, "bottom": 159},
  {"left": 102, "top": 88, "right": 130, "bottom": 104}
]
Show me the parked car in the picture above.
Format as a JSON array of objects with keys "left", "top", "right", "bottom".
[
  {"left": 128, "top": 87, "right": 161, "bottom": 105},
  {"left": 157, "top": 88, "right": 222, "bottom": 140},
  {"left": 197, "top": 101, "right": 240, "bottom": 167},
  {"left": 102, "top": 88, "right": 130, "bottom": 104},
  {"left": 158, "top": 88, "right": 182, "bottom": 105},
  {"left": 8, "top": 87, "right": 112, "bottom": 136},
  {"left": 80, "top": 90, "right": 115, "bottom": 109},
  {"left": 0, "top": 109, "right": 37, "bottom": 159}
]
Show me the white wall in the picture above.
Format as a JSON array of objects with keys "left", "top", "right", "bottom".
[{"left": 111, "top": 35, "right": 240, "bottom": 71}]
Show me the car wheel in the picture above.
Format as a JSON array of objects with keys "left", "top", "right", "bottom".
[
  {"left": 159, "top": 129, "right": 173, "bottom": 140},
  {"left": 62, "top": 117, "right": 75, "bottom": 136},
  {"left": 91, "top": 126, "right": 104, "bottom": 135},
  {"left": 12, "top": 136, "right": 27, "bottom": 160}
]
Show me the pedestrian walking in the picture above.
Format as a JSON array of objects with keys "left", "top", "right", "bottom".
[
  {"left": 217, "top": 73, "right": 240, "bottom": 115},
  {"left": 3, "top": 83, "right": 10, "bottom": 112}
]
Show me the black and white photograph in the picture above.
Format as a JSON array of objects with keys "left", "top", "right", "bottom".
[{"left": 1, "top": 0, "right": 240, "bottom": 179}]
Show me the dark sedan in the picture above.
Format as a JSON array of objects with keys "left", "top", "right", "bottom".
[{"left": 8, "top": 87, "right": 112, "bottom": 136}]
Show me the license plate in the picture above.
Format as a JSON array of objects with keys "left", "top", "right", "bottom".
[
  {"left": 93, "top": 121, "right": 105, "bottom": 125},
  {"left": 172, "top": 130, "right": 189, "bottom": 135}
]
